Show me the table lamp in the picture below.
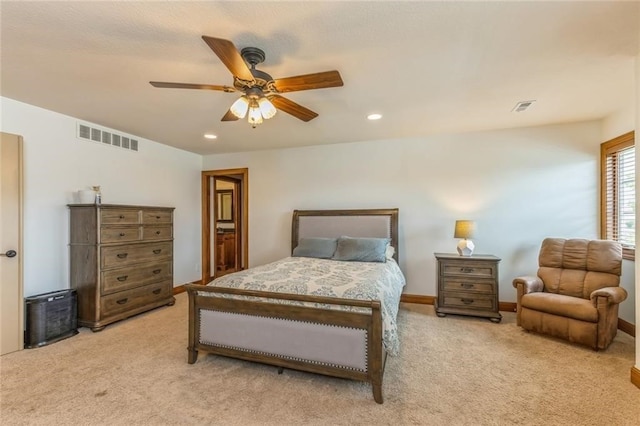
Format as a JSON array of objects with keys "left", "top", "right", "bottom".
[{"left": 454, "top": 220, "right": 476, "bottom": 256}]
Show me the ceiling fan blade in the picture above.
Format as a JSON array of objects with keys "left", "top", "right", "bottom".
[
  {"left": 270, "top": 95, "right": 319, "bottom": 122},
  {"left": 150, "top": 81, "right": 235, "bottom": 92},
  {"left": 273, "top": 70, "right": 343, "bottom": 93},
  {"left": 201, "top": 36, "right": 255, "bottom": 83},
  {"left": 221, "top": 109, "right": 240, "bottom": 121}
]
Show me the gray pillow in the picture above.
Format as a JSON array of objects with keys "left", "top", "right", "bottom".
[
  {"left": 292, "top": 237, "right": 337, "bottom": 259},
  {"left": 332, "top": 236, "right": 390, "bottom": 262}
]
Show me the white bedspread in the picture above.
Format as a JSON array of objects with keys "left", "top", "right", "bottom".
[{"left": 206, "top": 256, "right": 406, "bottom": 356}]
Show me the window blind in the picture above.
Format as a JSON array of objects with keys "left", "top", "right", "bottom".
[{"left": 603, "top": 135, "right": 635, "bottom": 252}]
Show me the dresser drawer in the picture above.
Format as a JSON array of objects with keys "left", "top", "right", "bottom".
[
  {"left": 102, "top": 261, "right": 173, "bottom": 295},
  {"left": 442, "top": 279, "right": 495, "bottom": 294},
  {"left": 143, "top": 225, "right": 172, "bottom": 240},
  {"left": 441, "top": 261, "right": 496, "bottom": 278},
  {"left": 100, "top": 226, "right": 141, "bottom": 243},
  {"left": 101, "top": 241, "right": 173, "bottom": 268},
  {"left": 101, "top": 209, "right": 140, "bottom": 225},
  {"left": 142, "top": 210, "right": 172, "bottom": 224},
  {"left": 101, "top": 280, "right": 172, "bottom": 317},
  {"left": 441, "top": 291, "right": 495, "bottom": 311}
]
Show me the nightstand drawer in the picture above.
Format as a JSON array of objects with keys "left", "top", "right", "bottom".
[
  {"left": 442, "top": 279, "right": 495, "bottom": 294},
  {"left": 441, "top": 262, "right": 495, "bottom": 278},
  {"left": 442, "top": 291, "right": 495, "bottom": 310}
]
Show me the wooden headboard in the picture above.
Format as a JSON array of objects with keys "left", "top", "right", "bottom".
[{"left": 291, "top": 209, "right": 399, "bottom": 262}]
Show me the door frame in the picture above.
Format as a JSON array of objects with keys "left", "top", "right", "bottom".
[
  {"left": 213, "top": 175, "right": 241, "bottom": 275},
  {"left": 201, "top": 168, "right": 248, "bottom": 284}
]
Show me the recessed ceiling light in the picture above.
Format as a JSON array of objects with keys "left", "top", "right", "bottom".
[
  {"left": 204, "top": 134, "right": 217, "bottom": 139},
  {"left": 367, "top": 113, "right": 382, "bottom": 120},
  {"left": 512, "top": 100, "right": 536, "bottom": 112}
]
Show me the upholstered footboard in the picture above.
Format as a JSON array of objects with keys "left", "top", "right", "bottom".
[{"left": 186, "top": 284, "right": 388, "bottom": 403}]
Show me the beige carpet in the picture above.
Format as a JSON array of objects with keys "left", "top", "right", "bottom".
[{"left": 1, "top": 293, "right": 638, "bottom": 425}]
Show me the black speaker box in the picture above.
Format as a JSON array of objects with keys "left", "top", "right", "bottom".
[{"left": 24, "top": 289, "right": 78, "bottom": 348}]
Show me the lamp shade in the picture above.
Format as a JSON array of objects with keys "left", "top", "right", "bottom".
[
  {"left": 247, "top": 104, "right": 263, "bottom": 126},
  {"left": 258, "top": 97, "right": 277, "bottom": 119},
  {"left": 229, "top": 96, "right": 249, "bottom": 119},
  {"left": 454, "top": 220, "right": 476, "bottom": 239}
]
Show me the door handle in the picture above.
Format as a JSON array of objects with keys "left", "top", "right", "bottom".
[{"left": 0, "top": 250, "right": 17, "bottom": 258}]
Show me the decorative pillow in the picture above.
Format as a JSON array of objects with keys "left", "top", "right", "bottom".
[
  {"left": 292, "top": 237, "right": 337, "bottom": 259},
  {"left": 385, "top": 244, "right": 395, "bottom": 260},
  {"left": 332, "top": 236, "right": 390, "bottom": 263}
]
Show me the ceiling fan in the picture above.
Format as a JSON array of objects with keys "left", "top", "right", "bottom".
[{"left": 150, "top": 36, "right": 344, "bottom": 127}]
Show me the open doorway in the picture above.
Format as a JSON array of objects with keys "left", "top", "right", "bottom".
[{"left": 201, "top": 168, "right": 248, "bottom": 284}]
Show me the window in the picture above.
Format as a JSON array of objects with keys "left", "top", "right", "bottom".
[{"left": 601, "top": 131, "right": 635, "bottom": 260}]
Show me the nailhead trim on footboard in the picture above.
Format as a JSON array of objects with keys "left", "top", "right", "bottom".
[{"left": 199, "top": 310, "right": 369, "bottom": 372}]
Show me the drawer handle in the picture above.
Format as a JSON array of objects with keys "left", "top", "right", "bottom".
[
  {"left": 116, "top": 253, "right": 128, "bottom": 259},
  {"left": 461, "top": 283, "right": 474, "bottom": 289},
  {"left": 116, "top": 275, "right": 128, "bottom": 282},
  {"left": 116, "top": 298, "right": 128, "bottom": 305},
  {"left": 155, "top": 230, "right": 161, "bottom": 235},
  {"left": 153, "top": 269, "right": 162, "bottom": 274},
  {"left": 119, "top": 215, "right": 125, "bottom": 219},
  {"left": 461, "top": 298, "right": 474, "bottom": 305},
  {"left": 153, "top": 249, "right": 162, "bottom": 254},
  {"left": 156, "top": 215, "right": 161, "bottom": 219},
  {"left": 460, "top": 267, "right": 474, "bottom": 273},
  {"left": 119, "top": 232, "right": 126, "bottom": 237},
  {"left": 152, "top": 288, "right": 162, "bottom": 295}
]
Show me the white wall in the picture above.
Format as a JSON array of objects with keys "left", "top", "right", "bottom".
[
  {"left": 0, "top": 97, "right": 202, "bottom": 296},
  {"left": 203, "top": 120, "right": 635, "bottom": 324},
  {"left": 603, "top": 108, "right": 634, "bottom": 140}
]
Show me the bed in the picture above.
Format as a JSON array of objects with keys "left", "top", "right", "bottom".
[{"left": 185, "top": 208, "right": 404, "bottom": 403}]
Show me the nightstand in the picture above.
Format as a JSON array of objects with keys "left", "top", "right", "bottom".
[{"left": 434, "top": 253, "right": 502, "bottom": 323}]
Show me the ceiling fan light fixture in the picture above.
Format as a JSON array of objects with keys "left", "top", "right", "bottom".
[
  {"left": 230, "top": 96, "right": 249, "bottom": 118},
  {"left": 151, "top": 37, "right": 344, "bottom": 127},
  {"left": 258, "top": 97, "right": 277, "bottom": 120},
  {"left": 247, "top": 103, "right": 264, "bottom": 127}
]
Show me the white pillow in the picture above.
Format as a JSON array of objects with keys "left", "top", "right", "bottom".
[{"left": 385, "top": 244, "right": 395, "bottom": 260}]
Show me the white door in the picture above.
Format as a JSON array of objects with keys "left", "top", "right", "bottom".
[{"left": 0, "top": 132, "right": 24, "bottom": 355}]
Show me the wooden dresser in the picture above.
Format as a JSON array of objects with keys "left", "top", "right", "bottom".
[
  {"left": 434, "top": 253, "right": 502, "bottom": 323},
  {"left": 68, "top": 204, "right": 175, "bottom": 331}
]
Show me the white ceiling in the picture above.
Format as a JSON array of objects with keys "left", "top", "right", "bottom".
[{"left": 1, "top": 1, "right": 638, "bottom": 155}]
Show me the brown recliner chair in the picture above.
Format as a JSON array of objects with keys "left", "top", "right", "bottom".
[{"left": 513, "top": 238, "right": 627, "bottom": 350}]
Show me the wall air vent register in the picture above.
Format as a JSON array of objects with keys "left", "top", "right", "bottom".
[{"left": 77, "top": 122, "right": 139, "bottom": 152}]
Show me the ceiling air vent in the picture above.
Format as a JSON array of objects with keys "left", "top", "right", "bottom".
[
  {"left": 77, "top": 122, "right": 139, "bottom": 152},
  {"left": 512, "top": 100, "right": 536, "bottom": 112}
]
